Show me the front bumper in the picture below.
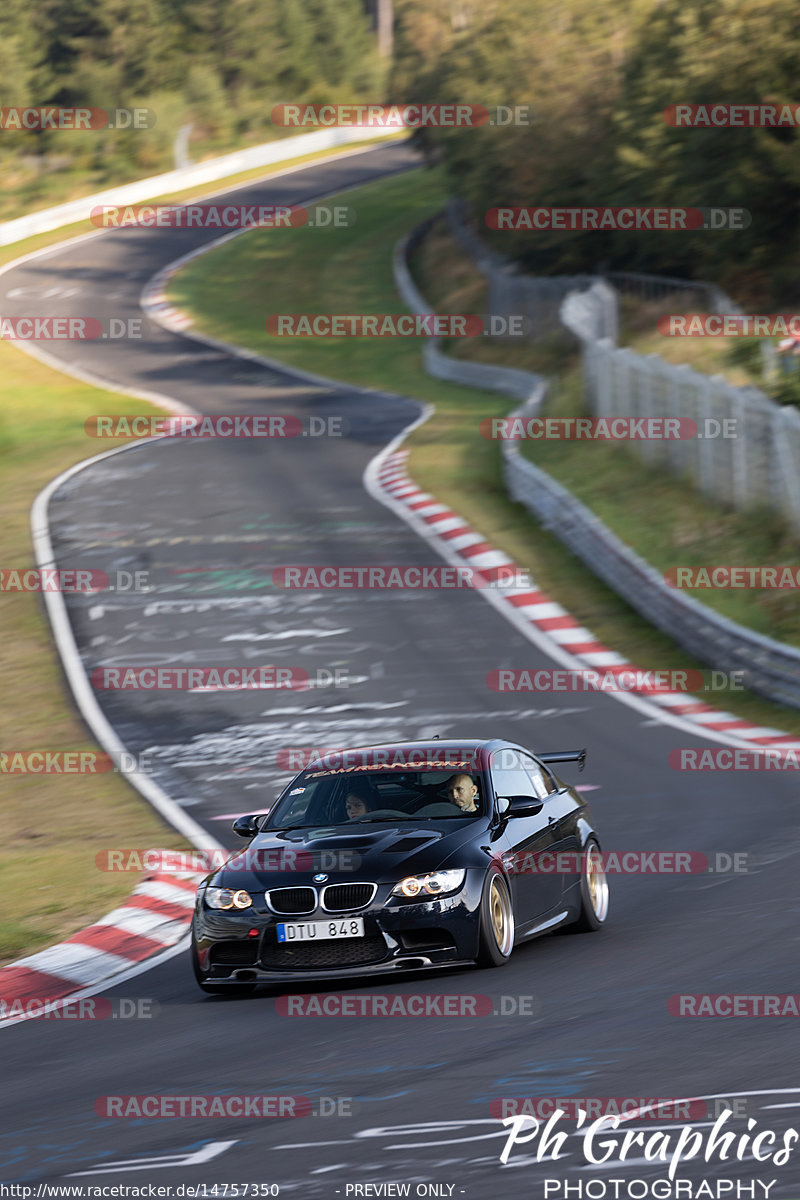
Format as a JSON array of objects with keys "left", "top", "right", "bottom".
[{"left": 191, "top": 872, "right": 484, "bottom": 984}]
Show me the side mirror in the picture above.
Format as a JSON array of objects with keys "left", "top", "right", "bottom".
[
  {"left": 501, "top": 795, "right": 544, "bottom": 818},
  {"left": 232, "top": 814, "right": 261, "bottom": 838}
]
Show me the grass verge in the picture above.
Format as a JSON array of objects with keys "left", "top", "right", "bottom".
[
  {"left": 0, "top": 134, "right": 405, "bottom": 967},
  {"left": 412, "top": 223, "right": 800, "bottom": 646},
  {"left": 167, "top": 167, "right": 800, "bottom": 736},
  {"left": 0, "top": 125, "right": 378, "bottom": 224},
  {"left": 0, "top": 344, "right": 191, "bottom": 966},
  {"left": 0, "top": 134, "right": 404, "bottom": 270}
]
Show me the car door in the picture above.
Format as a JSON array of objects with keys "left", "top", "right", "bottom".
[
  {"left": 519, "top": 751, "right": 580, "bottom": 896},
  {"left": 489, "top": 748, "right": 563, "bottom": 926}
]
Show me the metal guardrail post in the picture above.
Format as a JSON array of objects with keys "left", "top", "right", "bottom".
[
  {"left": 731, "top": 390, "right": 748, "bottom": 509},
  {"left": 774, "top": 407, "right": 800, "bottom": 533}
]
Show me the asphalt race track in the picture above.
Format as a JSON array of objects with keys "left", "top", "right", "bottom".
[{"left": 1, "top": 142, "right": 799, "bottom": 1196}]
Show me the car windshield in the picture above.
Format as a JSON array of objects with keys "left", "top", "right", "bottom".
[{"left": 265, "top": 768, "right": 485, "bottom": 830}]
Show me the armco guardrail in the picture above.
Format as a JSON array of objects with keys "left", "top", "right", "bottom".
[
  {"left": 445, "top": 200, "right": 601, "bottom": 343},
  {"left": 503, "top": 419, "right": 800, "bottom": 710},
  {"left": 0, "top": 126, "right": 398, "bottom": 247},
  {"left": 394, "top": 218, "right": 545, "bottom": 404},
  {"left": 445, "top": 199, "right": 737, "bottom": 341},
  {"left": 396, "top": 218, "right": 800, "bottom": 711}
]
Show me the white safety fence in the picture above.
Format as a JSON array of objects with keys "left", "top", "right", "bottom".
[
  {"left": 562, "top": 283, "right": 800, "bottom": 533},
  {"left": 445, "top": 200, "right": 604, "bottom": 342},
  {"left": 395, "top": 218, "right": 800, "bottom": 710},
  {"left": 0, "top": 126, "right": 399, "bottom": 247}
]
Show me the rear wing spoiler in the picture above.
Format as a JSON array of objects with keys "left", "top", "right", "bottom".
[{"left": 539, "top": 748, "right": 587, "bottom": 773}]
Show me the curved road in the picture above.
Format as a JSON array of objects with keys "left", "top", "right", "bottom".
[{"left": 1, "top": 143, "right": 799, "bottom": 1195}]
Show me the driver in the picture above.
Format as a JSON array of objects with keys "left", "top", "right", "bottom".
[{"left": 440, "top": 773, "right": 479, "bottom": 813}]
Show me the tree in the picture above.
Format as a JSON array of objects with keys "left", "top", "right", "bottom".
[
  {"left": 611, "top": 0, "right": 800, "bottom": 301},
  {"left": 274, "top": 0, "right": 382, "bottom": 100},
  {"left": 391, "top": 0, "right": 800, "bottom": 303}
]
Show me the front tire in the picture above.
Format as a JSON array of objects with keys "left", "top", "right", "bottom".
[
  {"left": 571, "top": 840, "right": 609, "bottom": 931},
  {"left": 476, "top": 873, "right": 515, "bottom": 967}
]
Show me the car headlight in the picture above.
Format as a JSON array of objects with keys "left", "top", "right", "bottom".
[
  {"left": 391, "top": 869, "right": 466, "bottom": 899},
  {"left": 204, "top": 887, "right": 253, "bottom": 910}
]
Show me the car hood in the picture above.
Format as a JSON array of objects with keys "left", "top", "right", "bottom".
[{"left": 209, "top": 820, "right": 490, "bottom": 888}]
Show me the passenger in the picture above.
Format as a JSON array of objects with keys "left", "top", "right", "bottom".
[
  {"left": 345, "top": 792, "right": 370, "bottom": 819},
  {"left": 440, "top": 773, "right": 479, "bottom": 813},
  {"left": 344, "top": 781, "right": 377, "bottom": 820}
]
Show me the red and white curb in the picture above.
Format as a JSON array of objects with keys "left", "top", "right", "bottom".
[
  {"left": 373, "top": 449, "right": 800, "bottom": 750},
  {"left": 0, "top": 865, "right": 203, "bottom": 1021},
  {"left": 143, "top": 263, "right": 194, "bottom": 331},
  {"left": 144, "top": 274, "right": 800, "bottom": 753},
  {"left": 137, "top": 193, "right": 800, "bottom": 752},
  {"left": 1, "top": 147, "right": 413, "bottom": 1024}
]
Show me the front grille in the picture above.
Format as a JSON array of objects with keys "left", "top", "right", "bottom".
[
  {"left": 210, "top": 941, "right": 260, "bottom": 966},
  {"left": 260, "top": 936, "right": 387, "bottom": 970},
  {"left": 322, "top": 883, "right": 376, "bottom": 912},
  {"left": 266, "top": 886, "right": 317, "bottom": 915}
]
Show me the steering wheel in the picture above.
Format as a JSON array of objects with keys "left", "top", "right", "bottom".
[
  {"left": 350, "top": 808, "right": 405, "bottom": 820},
  {"left": 414, "top": 803, "right": 462, "bottom": 817}
]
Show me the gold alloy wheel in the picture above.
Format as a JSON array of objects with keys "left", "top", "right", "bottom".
[
  {"left": 489, "top": 876, "right": 515, "bottom": 956},
  {"left": 585, "top": 844, "right": 610, "bottom": 922}
]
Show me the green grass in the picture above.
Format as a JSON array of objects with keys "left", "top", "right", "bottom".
[
  {"left": 417, "top": 221, "right": 776, "bottom": 388},
  {"left": 170, "top": 170, "right": 458, "bottom": 392},
  {"left": 0, "top": 136, "right": 408, "bottom": 966},
  {"left": 0, "top": 130, "right": 405, "bottom": 224},
  {"left": 0, "top": 133, "right": 404, "bottom": 270},
  {"left": 0, "top": 134, "right": 406, "bottom": 967},
  {"left": 0, "top": 340, "right": 192, "bottom": 965},
  {"left": 618, "top": 295, "right": 775, "bottom": 390},
  {"left": 519, "top": 375, "right": 800, "bottom": 641},
  {"left": 411, "top": 219, "right": 800, "bottom": 643},
  {"left": 168, "top": 166, "right": 800, "bottom": 736}
]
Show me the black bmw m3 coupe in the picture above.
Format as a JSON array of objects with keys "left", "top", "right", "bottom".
[{"left": 190, "top": 738, "right": 608, "bottom": 993}]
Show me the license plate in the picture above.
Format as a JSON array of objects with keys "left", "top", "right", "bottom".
[{"left": 277, "top": 918, "right": 365, "bottom": 943}]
